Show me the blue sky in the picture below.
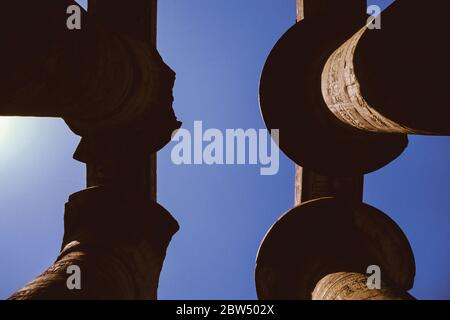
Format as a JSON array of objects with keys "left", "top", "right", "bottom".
[{"left": 0, "top": 0, "right": 448, "bottom": 300}]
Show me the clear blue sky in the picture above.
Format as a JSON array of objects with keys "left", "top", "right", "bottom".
[{"left": 0, "top": 0, "right": 448, "bottom": 300}]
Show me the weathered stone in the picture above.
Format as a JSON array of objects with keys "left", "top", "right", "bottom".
[
  {"left": 322, "top": 0, "right": 450, "bottom": 135},
  {"left": 255, "top": 198, "right": 415, "bottom": 300},
  {"left": 9, "top": 187, "right": 179, "bottom": 300},
  {"left": 313, "top": 272, "right": 414, "bottom": 300},
  {"left": 6, "top": 0, "right": 180, "bottom": 300},
  {"left": 259, "top": 0, "right": 407, "bottom": 175},
  {"left": 0, "top": 1, "right": 180, "bottom": 142},
  {"left": 295, "top": 166, "right": 363, "bottom": 205}
]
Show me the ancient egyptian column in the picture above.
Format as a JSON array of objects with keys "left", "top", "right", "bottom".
[
  {"left": 4, "top": 0, "right": 181, "bottom": 299},
  {"left": 256, "top": 0, "right": 417, "bottom": 300}
]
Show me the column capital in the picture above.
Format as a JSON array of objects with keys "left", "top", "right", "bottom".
[{"left": 255, "top": 198, "right": 415, "bottom": 299}]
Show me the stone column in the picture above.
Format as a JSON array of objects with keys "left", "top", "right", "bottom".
[
  {"left": 295, "top": 167, "right": 363, "bottom": 205},
  {"left": 7, "top": 0, "right": 181, "bottom": 299},
  {"left": 259, "top": 0, "right": 408, "bottom": 176},
  {"left": 256, "top": 1, "right": 416, "bottom": 301},
  {"left": 9, "top": 187, "right": 178, "bottom": 300},
  {"left": 321, "top": 1, "right": 450, "bottom": 135},
  {"left": 256, "top": 199, "right": 416, "bottom": 300},
  {"left": 293, "top": 1, "right": 364, "bottom": 207}
]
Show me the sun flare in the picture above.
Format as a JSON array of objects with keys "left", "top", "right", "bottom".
[{"left": 0, "top": 117, "right": 11, "bottom": 142}]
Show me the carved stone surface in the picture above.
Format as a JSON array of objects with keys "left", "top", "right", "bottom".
[
  {"left": 322, "top": 27, "right": 418, "bottom": 134},
  {"left": 313, "top": 272, "right": 414, "bottom": 300},
  {"left": 322, "top": 1, "right": 450, "bottom": 135},
  {"left": 259, "top": 0, "right": 408, "bottom": 175},
  {"left": 295, "top": 166, "right": 363, "bottom": 205}
]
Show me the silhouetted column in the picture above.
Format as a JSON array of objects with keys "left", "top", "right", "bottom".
[
  {"left": 293, "top": 7, "right": 366, "bottom": 302},
  {"left": 295, "top": 166, "right": 363, "bottom": 205},
  {"left": 10, "top": 187, "right": 178, "bottom": 300},
  {"left": 294, "top": 2, "right": 364, "bottom": 207},
  {"left": 82, "top": 0, "right": 163, "bottom": 200},
  {"left": 259, "top": 0, "right": 408, "bottom": 176},
  {"left": 8, "top": 0, "right": 181, "bottom": 299},
  {"left": 0, "top": 2, "right": 163, "bottom": 129},
  {"left": 256, "top": 198, "right": 416, "bottom": 300},
  {"left": 256, "top": 1, "right": 415, "bottom": 301}
]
